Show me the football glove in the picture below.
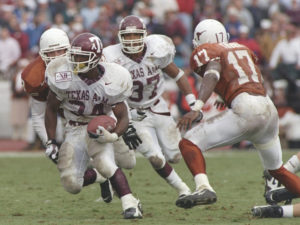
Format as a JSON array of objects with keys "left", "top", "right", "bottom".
[
  {"left": 92, "top": 126, "right": 119, "bottom": 143},
  {"left": 130, "top": 109, "right": 147, "bottom": 121},
  {"left": 122, "top": 123, "right": 142, "bottom": 150},
  {"left": 45, "top": 139, "right": 59, "bottom": 164}
]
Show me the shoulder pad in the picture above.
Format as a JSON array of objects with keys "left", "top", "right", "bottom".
[
  {"left": 102, "top": 44, "right": 124, "bottom": 63},
  {"left": 21, "top": 56, "right": 47, "bottom": 94},
  {"left": 95, "top": 62, "right": 132, "bottom": 99},
  {"left": 145, "top": 34, "right": 175, "bottom": 59},
  {"left": 45, "top": 57, "right": 73, "bottom": 91}
]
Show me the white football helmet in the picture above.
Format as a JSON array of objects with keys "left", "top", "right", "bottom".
[
  {"left": 118, "top": 15, "right": 147, "bottom": 54},
  {"left": 39, "top": 28, "right": 70, "bottom": 65},
  {"left": 193, "top": 19, "right": 229, "bottom": 48}
]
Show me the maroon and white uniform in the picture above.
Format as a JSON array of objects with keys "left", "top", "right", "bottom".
[
  {"left": 103, "top": 34, "right": 182, "bottom": 162},
  {"left": 186, "top": 42, "right": 282, "bottom": 170},
  {"left": 46, "top": 56, "right": 133, "bottom": 188}
]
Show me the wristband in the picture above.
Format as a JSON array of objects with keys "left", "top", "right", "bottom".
[
  {"left": 46, "top": 139, "right": 57, "bottom": 146},
  {"left": 174, "top": 69, "right": 184, "bottom": 82},
  {"left": 191, "top": 100, "right": 204, "bottom": 112},
  {"left": 185, "top": 93, "right": 196, "bottom": 106},
  {"left": 204, "top": 69, "right": 220, "bottom": 80}
]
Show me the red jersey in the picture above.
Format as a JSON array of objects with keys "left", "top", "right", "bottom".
[
  {"left": 190, "top": 42, "right": 266, "bottom": 106},
  {"left": 21, "top": 56, "right": 49, "bottom": 101}
]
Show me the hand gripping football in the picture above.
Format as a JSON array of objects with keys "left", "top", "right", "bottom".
[{"left": 87, "top": 115, "right": 116, "bottom": 138}]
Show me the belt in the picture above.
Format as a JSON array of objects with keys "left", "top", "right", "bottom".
[
  {"left": 141, "top": 99, "right": 171, "bottom": 116},
  {"left": 69, "top": 120, "right": 88, "bottom": 126},
  {"left": 140, "top": 99, "right": 160, "bottom": 110}
]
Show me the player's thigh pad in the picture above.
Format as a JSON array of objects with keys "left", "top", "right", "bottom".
[
  {"left": 58, "top": 126, "right": 90, "bottom": 194},
  {"left": 184, "top": 109, "right": 248, "bottom": 150},
  {"left": 113, "top": 138, "right": 136, "bottom": 169},
  {"left": 133, "top": 120, "right": 165, "bottom": 160},
  {"left": 86, "top": 137, "right": 118, "bottom": 178},
  {"left": 154, "top": 114, "right": 181, "bottom": 161}
]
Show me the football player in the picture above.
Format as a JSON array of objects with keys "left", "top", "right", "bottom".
[
  {"left": 252, "top": 202, "right": 300, "bottom": 218},
  {"left": 261, "top": 151, "right": 300, "bottom": 205},
  {"left": 21, "top": 28, "right": 114, "bottom": 203},
  {"left": 45, "top": 33, "right": 142, "bottom": 219},
  {"left": 103, "top": 15, "right": 195, "bottom": 204},
  {"left": 175, "top": 19, "right": 300, "bottom": 209}
]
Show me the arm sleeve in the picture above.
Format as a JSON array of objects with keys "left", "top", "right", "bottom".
[{"left": 30, "top": 97, "right": 48, "bottom": 146}]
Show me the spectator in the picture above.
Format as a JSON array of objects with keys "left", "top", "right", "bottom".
[
  {"left": 52, "top": 13, "right": 69, "bottom": 33},
  {"left": 0, "top": 27, "right": 21, "bottom": 80},
  {"left": 80, "top": 0, "right": 100, "bottom": 30},
  {"left": 231, "top": 0, "right": 254, "bottom": 32},
  {"left": 269, "top": 23, "right": 300, "bottom": 81},
  {"left": 10, "top": 58, "right": 30, "bottom": 141},
  {"left": 224, "top": 6, "right": 242, "bottom": 40},
  {"left": 285, "top": 0, "right": 300, "bottom": 26},
  {"left": 151, "top": 0, "right": 178, "bottom": 24},
  {"left": 256, "top": 19, "right": 284, "bottom": 66},
  {"left": 194, "top": 0, "right": 222, "bottom": 26},
  {"left": 9, "top": 15, "right": 29, "bottom": 58},
  {"left": 233, "top": 25, "right": 262, "bottom": 62},
  {"left": 63, "top": 0, "right": 78, "bottom": 24},
  {"left": 163, "top": 10, "right": 187, "bottom": 41},
  {"left": 25, "top": 11, "right": 48, "bottom": 53},
  {"left": 68, "top": 15, "right": 87, "bottom": 41},
  {"left": 132, "top": 0, "right": 154, "bottom": 25},
  {"left": 175, "top": 0, "right": 194, "bottom": 45},
  {"left": 247, "top": 0, "right": 268, "bottom": 29}
]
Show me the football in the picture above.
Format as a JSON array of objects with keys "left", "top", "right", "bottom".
[{"left": 87, "top": 115, "right": 116, "bottom": 137}]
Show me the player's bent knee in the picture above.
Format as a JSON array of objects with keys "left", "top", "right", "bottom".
[
  {"left": 149, "top": 156, "right": 164, "bottom": 169},
  {"left": 57, "top": 142, "right": 74, "bottom": 172},
  {"left": 92, "top": 154, "right": 117, "bottom": 178},
  {"left": 168, "top": 152, "right": 181, "bottom": 164},
  {"left": 61, "top": 175, "right": 82, "bottom": 194},
  {"left": 115, "top": 149, "right": 136, "bottom": 169}
]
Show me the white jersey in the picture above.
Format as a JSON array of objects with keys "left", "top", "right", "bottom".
[
  {"left": 45, "top": 57, "right": 132, "bottom": 123},
  {"left": 103, "top": 34, "right": 175, "bottom": 109}
]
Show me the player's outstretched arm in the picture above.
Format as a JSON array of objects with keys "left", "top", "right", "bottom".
[{"left": 44, "top": 90, "right": 61, "bottom": 163}]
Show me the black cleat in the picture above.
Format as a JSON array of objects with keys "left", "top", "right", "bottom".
[
  {"left": 263, "top": 170, "right": 282, "bottom": 196},
  {"left": 100, "top": 179, "right": 113, "bottom": 203},
  {"left": 123, "top": 201, "right": 143, "bottom": 219},
  {"left": 265, "top": 187, "right": 297, "bottom": 205},
  {"left": 251, "top": 205, "right": 283, "bottom": 218},
  {"left": 175, "top": 189, "right": 217, "bottom": 209}
]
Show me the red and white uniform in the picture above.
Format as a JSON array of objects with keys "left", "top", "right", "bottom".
[
  {"left": 21, "top": 57, "right": 49, "bottom": 145},
  {"left": 46, "top": 57, "right": 133, "bottom": 186},
  {"left": 103, "top": 34, "right": 181, "bottom": 162},
  {"left": 186, "top": 42, "right": 282, "bottom": 170}
]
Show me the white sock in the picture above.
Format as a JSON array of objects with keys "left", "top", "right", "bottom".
[
  {"left": 165, "top": 169, "right": 191, "bottom": 195},
  {"left": 284, "top": 155, "right": 300, "bottom": 174},
  {"left": 194, "top": 173, "right": 215, "bottom": 192},
  {"left": 282, "top": 205, "right": 293, "bottom": 218},
  {"left": 121, "top": 193, "right": 137, "bottom": 210}
]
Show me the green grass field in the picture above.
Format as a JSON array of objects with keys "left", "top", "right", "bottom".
[{"left": 0, "top": 149, "right": 299, "bottom": 225}]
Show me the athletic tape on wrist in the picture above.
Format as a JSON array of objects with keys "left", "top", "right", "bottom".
[
  {"left": 174, "top": 69, "right": 184, "bottom": 82},
  {"left": 203, "top": 69, "right": 220, "bottom": 80}
]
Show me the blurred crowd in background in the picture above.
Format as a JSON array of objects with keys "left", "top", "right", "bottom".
[{"left": 1, "top": 0, "right": 300, "bottom": 150}]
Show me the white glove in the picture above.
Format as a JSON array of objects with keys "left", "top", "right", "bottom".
[
  {"left": 45, "top": 140, "right": 59, "bottom": 164},
  {"left": 94, "top": 126, "right": 119, "bottom": 143},
  {"left": 130, "top": 109, "right": 147, "bottom": 121}
]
